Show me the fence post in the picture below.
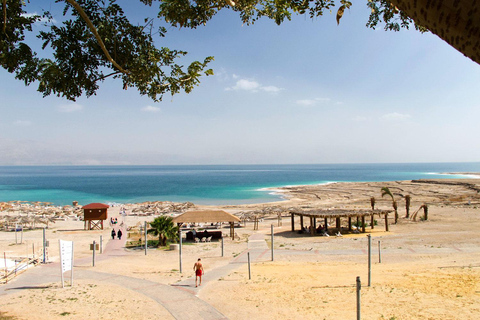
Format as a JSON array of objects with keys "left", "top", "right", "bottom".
[
  {"left": 356, "top": 276, "right": 361, "bottom": 320},
  {"left": 271, "top": 224, "right": 274, "bottom": 261},
  {"left": 42, "top": 228, "right": 46, "bottom": 263},
  {"left": 248, "top": 252, "right": 251, "bottom": 280},
  {"left": 378, "top": 240, "right": 381, "bottom": 263},
  {"left": 92, "top": 240, "right": 96, "bottom": 267},
  {"left": 367, "top": 234, "right": 371, "bottom": 287},
  {"left": 144, "top": 221, "right": 147, "bottom": 255},
  {"left": 179, "top": 229, "right": 182, "bottom": 273}
]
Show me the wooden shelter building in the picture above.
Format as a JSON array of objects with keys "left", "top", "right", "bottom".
[
  {"left": 82, "top": 203, "right": 109, "bottom": 230},
  {"left": 172, "top": 210, "right": 241, "bottom": 239},
  {"left": 289, "top": 208, "right": 393, "bottom": 236}
]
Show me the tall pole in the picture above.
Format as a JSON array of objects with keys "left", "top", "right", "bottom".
[
  {"left": 92, "top": 240, "right": 96, "bottom": 267},
  {"left": 356, "top": 276, "right": 361, "bottom": 320},
  {"left": 42, "top": 227, "right": 46, "bottom": 263},
  {"left": 60, "top": 239, "right": 65, "bottom": 288},
  {"left": 221, "top": 236, "right": 224, "bottom": 257},
  {"left": 271, "top": 224, "right": 274, "bottom": 261},
  {"left": 247, "top": 252, "right": 251, "bottom": 280},
  {"left": 71, "top": 242, "right": 74, "bottom": 286},
  {"left": 100, "top": 235, "right": 103, "bottom": 254},
  {"left": 367, "top": 234, "right": 371, "bottom": 287},
  {"left": 179, "top": 229, "right": 183, "bottom": 273},
  {"left": 378, "top": 240, "right": 381, "bottom": 263},
  {"left": 144, "top": 221, "right": 148, "bottom": 255}
]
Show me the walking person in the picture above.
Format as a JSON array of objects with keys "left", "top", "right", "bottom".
[
  {"left": 111, "top": 228, "right": 116, "bottom": 240},
  {"left": 193, "top": 258, "right": 204, "bottom": 287},
  {"left": 117, "top": 229, "right": 123, "bottom": 240}
]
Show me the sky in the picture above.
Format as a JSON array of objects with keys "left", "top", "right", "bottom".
[{"left": 1, "top": 0, "right": 480, "bottom": 165}]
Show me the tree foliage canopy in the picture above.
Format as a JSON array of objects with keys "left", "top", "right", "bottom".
[
  {"left": 147, "top": 215, "right": 179, "bottom": 247},
  {"left": 1, "top": 0, "right": 476, "bottom": 102}
]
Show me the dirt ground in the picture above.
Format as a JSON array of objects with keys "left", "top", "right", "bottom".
[{"left": 1, "top": 179, "right": 480, "bottom": 319}]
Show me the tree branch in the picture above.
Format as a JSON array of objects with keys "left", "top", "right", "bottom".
[
  {"left": 3, "top": 0, "right": 6, "bottom": 33},
  {"left": 64, "top": 0, "right": 130, "bottom": 74},
  {"left": 93, "top": 70, "right": 123, "bottom": 82}
]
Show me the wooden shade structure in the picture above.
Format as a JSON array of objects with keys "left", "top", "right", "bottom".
[
  {"left": 82, "top": 203, "right": 109, "bottom": 230},
  {"left": 172, "top": 210, "right": 240, "bottom": 239},
  {"left": 289, "top": 208, "right": 393, "bottom": 235}
]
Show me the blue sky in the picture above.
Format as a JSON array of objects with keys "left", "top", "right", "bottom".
[{"left": 1, "top": 1, "right": 480, "bottom": 165}]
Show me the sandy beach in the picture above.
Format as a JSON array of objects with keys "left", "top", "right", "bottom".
[{"left": 1, "top": 178, "right": 480, "bottom": 319}]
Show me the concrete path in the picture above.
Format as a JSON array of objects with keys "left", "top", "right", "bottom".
[
  {"left": 0, "top": 229, "right": 229, "bottom": 320},
  {"left": 2, "top": 230, "right": 469, "bottom": 319},
  {"left": 0, "top": 231, "right": 271, "bottom": 319},
  {"left": 175, "top": 233, "right": 270, "bottom": 295}
]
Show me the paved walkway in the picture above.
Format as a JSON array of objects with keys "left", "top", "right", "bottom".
[
  {"left": 0, "top": 231, "right": 270, "bottom": 320},
  {"left": 175, "top": 233, "right": 270, "bottom": 295},
  {"left": 1, "top": 229, "right": 474, "bottom": 319}
]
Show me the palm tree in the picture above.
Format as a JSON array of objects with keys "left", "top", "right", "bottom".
[
  {"left": 381, "top": 187, "right": 398, "bottom": 224},
  {"left": 411, "top": 204, "right": 428, "bottom": 221},
  {"left": 370, "top": 197, "right": 376, "bottom": 210},
  {"left": 147, "top": 216, "right": 179, "bottom": 247},
  {"left": 404, "top": 195, "right": 411, "bottom": 218}
]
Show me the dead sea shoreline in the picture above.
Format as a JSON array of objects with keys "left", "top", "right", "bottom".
[{"left": 1, "top": 178, "right": 480, "bottom": 319}]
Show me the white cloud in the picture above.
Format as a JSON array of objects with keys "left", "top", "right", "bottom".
[
  {"left": 295, "top": 98, "right": 331, "bottom": 106},
  {"left": 13, "top": 120, "right": 32, "bottom": 126},
  {"left": 381, "top": 112, "right": 412, "bottom": 121},
  {"left": 262, "top": 85, "right": 282, "bottom": 93},
  {"left": 230, "top": 79, "right": 261, "bottom": 91},
  {"left": 142, "top": 105, "right": 161, "bottom": 113},
  {"left": 57, "top": 103, "right": 83, "bottom": 113},
  {"left": 226, "top": 78, "right": 283, "bottom": 93}
]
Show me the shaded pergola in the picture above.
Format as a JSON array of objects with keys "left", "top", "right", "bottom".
[
  {"left": 172, "top": 210, "right": 240, "bottom": 239},
  {"left": 289, "top": 208, "right": 393, "bottom": 236}
]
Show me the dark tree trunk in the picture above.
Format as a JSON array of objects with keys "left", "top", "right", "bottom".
[{"left": 392, "top": 0, "right": 480, "bottom": 64}]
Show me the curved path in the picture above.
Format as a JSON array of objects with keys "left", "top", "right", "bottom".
[{"left": 0, "top": 231, "right": 269, "bottom": 320}]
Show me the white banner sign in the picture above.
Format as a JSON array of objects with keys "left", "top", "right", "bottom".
[{"left": 59, "top": 240, "right": 73, "bottom": 273}]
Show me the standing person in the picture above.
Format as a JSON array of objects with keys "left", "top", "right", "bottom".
[
  {"left": 117, "top": 229, "right": 123, "bottom": 240},
  {"left": 193, "top": 258, "right": 204, "bottom": 287},
  {"left": 111, "top": 228, "right": 116, "bottom": 240}
]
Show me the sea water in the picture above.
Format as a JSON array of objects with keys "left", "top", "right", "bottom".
[{"left": 0, "top": 163, "right": 479, "bottom": 206}]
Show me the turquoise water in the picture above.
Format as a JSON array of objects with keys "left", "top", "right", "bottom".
[{"left": 0, "top": 163, "right": 479, "bottom": 206}]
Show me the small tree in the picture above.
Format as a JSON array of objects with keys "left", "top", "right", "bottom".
[
  {"left": 370, "top": 197, "right": 376, "bottom": 210},
  {"left": 147, "top": 216, "right": 179, "bottom": 247},
  {"left": 381, "top": 187, "right": 398, "bottom": 224}
]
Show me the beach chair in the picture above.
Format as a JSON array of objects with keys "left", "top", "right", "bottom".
[
  {"left": 195, "top": 237, "right": 200, "bottom": 243},
  {"left": 206, "top": 236, "right": 212, "bottom": 242},
  {"left": 201, "top": 237, "right": 206, "bottom": 242}
]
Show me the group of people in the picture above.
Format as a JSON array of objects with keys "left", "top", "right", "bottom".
[
  {"left": 111, "top": 228, "right": 123, "bottom": 240},
  {"left": 300, "top": 225, "right": 327, "bottom": 234},
  {"left": 110, "top": 217, "right": 119, "bottom": 225}
]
